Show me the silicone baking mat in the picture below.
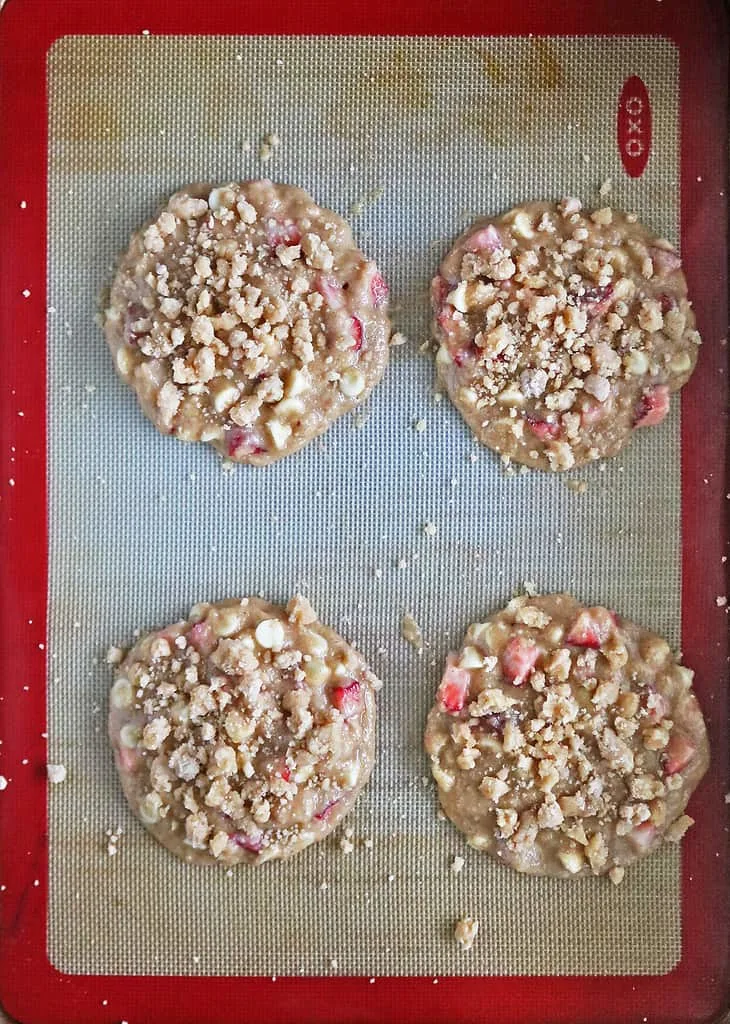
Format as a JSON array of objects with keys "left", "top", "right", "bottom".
[
  {"left": 1, "top": 1, "right": 728, "bottom": 1023},
  {"left": 45, "top": 32, "right": 685, "bottom": 979}
]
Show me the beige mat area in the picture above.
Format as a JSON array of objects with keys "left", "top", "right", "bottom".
[{"left": 46, "top": 34, "right": 682, "bottom": 976}]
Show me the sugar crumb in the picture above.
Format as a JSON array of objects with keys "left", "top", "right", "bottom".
[
  {"left": 454, "top": 916, "right": 479, "bottom": 950},
  {"left": 716, "top": 596, "right": 727, "bottom": 608},
  {"left": 106, "top": 645, "right": 124, "bottom": 665},
  {"left": 413, "top": 418, "right": 427, "bottom": 433},
  {"left": 0, "top": 776, "right": 7, "bottom": 791},
  {"left": 47, "top": 764, "right": 66, "bottom": 784},
  {"left": 451, "top": 855, "right": 464, "bottom": 873},
  {"left": 401, "top": 612, "right": 423, "bottom": 653},
  {"left": 423, "top": 521, "right": 437, "bottom": 537},
  {"left": 340, "top": 838, "right": 354, "bottom": 855}
]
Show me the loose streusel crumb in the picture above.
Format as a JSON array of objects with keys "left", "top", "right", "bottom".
[
  {"left": 108, "top": 596, "right": 380, "bottom": 865},
  {"left": 106, "top": 645, "right": 124, "bottom": 665},
  {"left": 432, "top": 200, "right": 701, "bottom": 471},
  {"left": 454, "top": 916, "right": 479, "bottom": 950},
  {"left": 423, "top": 522, "right": 438, "bottom": 537},
  {"left": 566, "top": 479, "right": 588, "bottom": 495},
  {"left": 425, "top": 593, "right": 709, "bottom": 879},
  {"left": 401, "top": 612, "right": 424, "bottom": 653},
  {"left": 104, "top": 181, "right": 391, "bottom": 465},
  {"left": 451, "top": 855, "right": 465, "bottom": 873},
  {"left": 47, "top": 764, "right": 67, "bottom": 784},
  {"left": 716, "top": 596, "right": 727, "bottom": 608}
]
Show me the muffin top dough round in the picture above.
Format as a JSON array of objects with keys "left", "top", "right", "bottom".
[
  {"left": 432, "top": 199, "right": 701, "bottom": 471},
  {"left": 104, "top": 180, "right": 392, "bottom": 464},
  {"left": 109, "top": 596, "right": 380, "bottom": 865},
  {"left": 424, "top": 593, "right": 709, "bottom": 881}
]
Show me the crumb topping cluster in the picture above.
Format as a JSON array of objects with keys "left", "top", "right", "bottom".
[
  {"left": 110, "top": 597, "right": 378, "bottom": 863},
  {"left": 426, "top": 595, "right": 706, "bottom": 880},
  {"left": 105, "top": 181, "right": 390, "bottom": 461},
  {"left": 434, "top": 200, "right": 700, "bottom": 469}
]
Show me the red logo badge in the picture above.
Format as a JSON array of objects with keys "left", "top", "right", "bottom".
[{"left": 617, "top": 76, "right": 652, "bottom": 178}]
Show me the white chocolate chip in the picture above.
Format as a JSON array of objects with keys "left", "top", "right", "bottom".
[
  {"left": 267, "top": 419, "right": 292, "bottom": 449},
  {"left": 111, "top": 678, "right": 134, "bottom": 709},
  {"left": 255, "top": 618, "right": 286, "bottom": 651},
  {"left": 120, "top": 724, "right": 141, "bottom": 749},
  {"left": 339, "top": 369, "right": 366, "bottom": 398}
]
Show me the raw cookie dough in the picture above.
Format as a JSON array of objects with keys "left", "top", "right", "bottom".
[
  {"left": 104, "top": 181, "right": 391, "bottom": 463},
  {"left": 424, "top": 593, "right": 709, "bottom": 879},
  {"left": 432, "top": 199, "right": 701, "bottom": 470},
  {"left": 109, "top": 596, "right": 380, "bottom": 864}
]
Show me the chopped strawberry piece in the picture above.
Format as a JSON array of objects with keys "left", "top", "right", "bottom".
[
  {"left": 437, "top": 663, "right": 470, "bottom": 714},
  {"left": 580, "top": 283, "right": 614, "bottom": 317},
  {"left": 314, "top": 797, "right": 341, "bottom": 821},
  {"left": 316, "top": 274, "right": 345, "bottom": 310},
  {"left": 633, "top": 385, "right": 670, "bottom": 428},
  {"left": 369, "top": 272, "right": 389, "bottom": 307},
  {"left": 566, "top": 608, "right": 614, "bottom": 649},
  {"left": 118, "top": 747, "right": 139, "bottom": 773},
  {"left": 330, "top": 679, "right": 361, "bottom": 718},
  {"left": 233, "top": 831, "right": 264, "bottom": 853},
  {"left": 187, "top": 621, "right": 216, "bottom": 655},
  {"left": 648, "top": 246, "right": 682, "bottom": 277},
  {"left": 452, "top": 344, "right": 477, "bottom": 367},
  {"left": 630, "top": 821, "right": 657, "bottom": 851},
  {"left": 663, "top": 731, "right": 696, "bottom": 775},
  {"left": 525, "top": 416, "right": 561, "bottom": 440},
  {"left": 473, "top": 711, "right": 509, "bottom": 735},
  {"left": 350, "top": 316, "right": 363, "bottom": 351},
  {"left": 266, "top": 220, "right": 301, "bottom": 247},
  {"left": 467, "top": 224, "right": 502, "bottom": 252},
  {"left": 501, "top": 636, "right": 540, "bottom": 686},
  {"left": 657, "top": 292, "right": 676, "bottom": 314},
  {"left": 431, "top": 275, "right": 451, "bottom": 305},
  {"left": 225, "top": 427, "right": 267, "bottom": 458},
  {"left": 437, "top": 307, "right": 462, "bottom": 339}
]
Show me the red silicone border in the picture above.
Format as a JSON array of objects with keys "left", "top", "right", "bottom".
[{"left": 0, "top": 1, "right": 727, "bottom": 1022}]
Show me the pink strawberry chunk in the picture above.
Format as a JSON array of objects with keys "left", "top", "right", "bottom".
[
  {"left": 525, "top": 416, "right": 561, "bottom": 440},
  {"left": 314, "top": 797, "right": 341, "bottom": 821},
  {"left": 369, "top": 272, "right": 389, "bottom": 307},
  {"left": 316, "top": 274, "right": 345, "bottom": 310},
  {"left": 452, "top": 344, "right": 478, "bottom": 367},
  {"left": 118, "top": 747, "right": 139, "bottom": 773},
  {"left": 634, "top": 385, "right": 670, "bottom": 428},
  {"left": 630, "top": 821, "right": 657, "bottom": 851},
  {"left": 467, "top": 224, "right": 502, "bottom": 252},
  {"left": 634, "top": 385, "right": 667, "bottom": 430},
  {"left": 663, "top": 731, "right": 696, "bottom": 775},
  {"left": 501, "top": 636, "right": 539, "bottom": 686},
  {"left": 266, "top": 219, "right": 301, "bottom": 247},
  {"left": 431, "top": 275, "right": 451, "bottom": 305},
  {"left": 330, "top": 679, "right": 361, "bottom": 718},
  {"left": 580, "top": 283, "right": 614, "bottom": 317},
  {"left": 225, "top": 426, "right": 266, "bottom": 458},
  {"left": 648, "top": 246, "right": 682, "bottom": 277},
  {"left": 565, "top": 608, "right": 615, "bottom": 649},
  {"left": 233, "top": 831, "right": 264, "bottom": 853},
  {"left": 349, "top": 316, "right": 363, "bottom": 351},
  {"left": 437, "top": 663, "right": 470, "bottom": 714},
  {"left": 187, "top": 621, "right": 216, "bottom": 655}
]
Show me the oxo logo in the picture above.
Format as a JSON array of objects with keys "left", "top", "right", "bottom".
[{"left": 617, "top": 76, "right": 652, "bottom": 178}]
